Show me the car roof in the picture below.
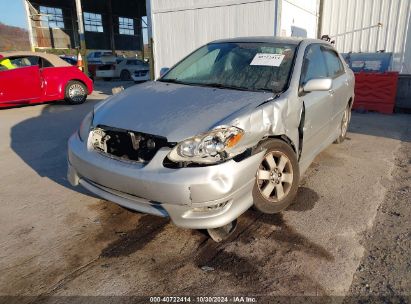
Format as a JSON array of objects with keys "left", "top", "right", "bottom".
[
  {"left": 0, "top": 51, "right": 71, "bottom": 67},
  {"left": 210, "top": 36, "right": 329, "bottom": 46}
]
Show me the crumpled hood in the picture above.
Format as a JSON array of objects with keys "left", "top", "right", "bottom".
[{"left": 93, "top": 81, "right": 271, "bottom": 142}]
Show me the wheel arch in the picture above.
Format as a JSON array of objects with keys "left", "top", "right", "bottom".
[
  {"left": 348, "top": 96, "right": 353, "bottom": 108},
  {"left": 260, "top": 134, "right": 298, "bottom": 155}
]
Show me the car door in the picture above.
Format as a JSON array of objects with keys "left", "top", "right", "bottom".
[
  {"left": 126, "top": 59, "right": 138, "bottom": 73},
  {"left": 299, "top": 44, "right": 335, "bottom": 162},
  {"left": 115, "top": 60, "right": 126, "bottom": 77},
  {"left": 0, "top": 56, "right": 42, "bottom": 105},
  {"left": 39, "top": 57, "right": 61, "bottom": 100},
  {"left": 322, "top": 47, "right": 349, "bottom": 134}
]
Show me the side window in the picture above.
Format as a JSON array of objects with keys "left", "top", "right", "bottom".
[
  {"left": 0, "top": 56, "right": 39, "bottom": 70},
  {"left": 40, "top": 58, "right": 53, "bottom": 68},
  {"left": 301, "top": 44, "right": 328, "bottom": 85},
  {"left": 323, "top": 49, "right": 344, "bottom": 78},
  {"left": 0, "top": 58, "right": 14, "bottom": 71}
]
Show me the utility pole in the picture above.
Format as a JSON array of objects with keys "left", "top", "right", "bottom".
[
  {"left": 317, "top": 0, "right": 324, "bottom": 38},
  {"left": 107, "top": 0, "right": 116, "bottom": 53},
  {"left": 22, "top": 0, "right": 35, "bottom": 52},
  {"left": 145, "top": 0, "right": 155, "bottom": 80},
  {"left": 75, "top": 0, "right": 88, "bottom": 74}
]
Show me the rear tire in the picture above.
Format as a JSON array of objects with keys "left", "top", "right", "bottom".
[
  {"left": 64, "top": 81, "right": 87, "bottom": 105},
  {"left": 120, "top": 70, "right": 131, "bottom": 81},
  {"left": 334, "top": 104, "right": 351, "bottom": 144},
  {"left": 252, "top": 139, "right": 300, "bottom": 214}
]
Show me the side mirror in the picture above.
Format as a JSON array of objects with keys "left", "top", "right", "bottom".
[
  {"left": 303, "top": 78, "right": 332, "bottom": 92},
  {"left": 159, "top": 67, "right": 170, "bottom": 77}
]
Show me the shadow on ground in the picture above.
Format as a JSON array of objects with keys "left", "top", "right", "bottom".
[
  {"left": 10, "top": 100, "right": 100, "bottom": 193},
  {"left": 349, "top": 112, "right": 410, "bottom": 142}
]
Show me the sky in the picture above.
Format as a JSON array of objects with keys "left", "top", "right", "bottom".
[{"left": 0, "top": 0, "right": 27, "bottom": 28}]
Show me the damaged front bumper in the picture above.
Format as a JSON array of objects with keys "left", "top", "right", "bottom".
[{"left": 67, "top": 133, "right": 264, "bottom": 229}]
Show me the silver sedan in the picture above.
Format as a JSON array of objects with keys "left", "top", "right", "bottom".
[{"left": 68, "top": 37, "right": 354, "bottom": 241}]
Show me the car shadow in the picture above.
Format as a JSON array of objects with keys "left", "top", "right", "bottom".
[
  {"left": 93, "top": 80, "right": 136, "bottom": 95},
  {"left": 349, "top": 112, "right": 411, "bottom": 142},
  {"left": 10, "top": 99, "right": 102, "bottom": 195}
]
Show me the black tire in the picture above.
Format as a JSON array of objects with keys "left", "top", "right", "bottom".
[
  {"left": 252, "top": 139, "right": 300, "bottom": 214},
  {"left": 334, "top": 104, "right": 351, "bottom": 144},
  {"left": 120, "top": 70, "right": 131, "bottom": 81},
  {"left": 103, "top": 77, "right": 112, "bottom": 82},
  {"left": 64, "top": 80, "right": 87, "bottom": 105}
]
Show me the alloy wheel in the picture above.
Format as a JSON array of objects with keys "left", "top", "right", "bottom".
[
  {"left": 68, "top": 84, "right": 86, "bottom": 102},
  {"left": 341, "top": 107, "right": 350, "bottom": 138},
  {"left": 256, "top": 151, "right": 294, "bottom": 203}
]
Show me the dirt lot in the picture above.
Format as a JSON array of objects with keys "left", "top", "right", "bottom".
[{"left": 0, "top": 81, "right": 410, "bottom": 303}]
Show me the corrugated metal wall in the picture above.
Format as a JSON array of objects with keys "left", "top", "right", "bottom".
[
  {"left": 150, "top": 0, "right": 319, "bottom": 77},
  {"left": 150, "top": 0, "right": 277, "bottom": 77},
  {"left": 321, "top": 0, "right": 411, "bottom": 73}
]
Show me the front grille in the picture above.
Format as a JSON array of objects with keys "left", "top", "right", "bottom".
[{"left": 91, "top": 125, "right": 171, "bottom": 163}]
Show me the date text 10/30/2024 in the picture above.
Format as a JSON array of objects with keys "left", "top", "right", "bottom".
[{"left": 150, "top": 296, "right": 257, "bottom": 303}]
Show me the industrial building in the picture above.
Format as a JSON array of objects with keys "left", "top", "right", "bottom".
[
  {"left": 23, "top": 0, "right": 411, "bottom": 81},
  {"left": 147, "top": 0, "right": 411, "bottom": 77},
  {"left": 321, "top": 0, "right": 411, "bottom": 74},
  {"left": 23, "top": 0, "right": 146, "bottom": 52},
  {"left": 147, "top": 0, "right": 320, "bottom": 77}
]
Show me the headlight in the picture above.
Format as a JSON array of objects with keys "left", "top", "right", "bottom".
[
  {"left": 168, "top": 126, "right": 244, "bottom": 164},
  {"left": 78, "top": 111, "right": 93, "bottom": 142}
]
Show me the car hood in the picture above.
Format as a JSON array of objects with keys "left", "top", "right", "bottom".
[{"left": 93, "top": 81, "right": 271, "bottom": 142}]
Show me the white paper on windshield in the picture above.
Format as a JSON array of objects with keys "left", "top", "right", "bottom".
[{"left": 250, "top": 53, "right": 285, "bottom": 67}]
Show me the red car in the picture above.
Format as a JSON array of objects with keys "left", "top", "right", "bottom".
[{"left": 0, "top": 51, "right": 93, "bottom": 108}]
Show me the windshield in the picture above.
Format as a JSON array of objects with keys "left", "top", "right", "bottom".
[{"left": 160, "top": 42, "right": 297, "bottom": 92}]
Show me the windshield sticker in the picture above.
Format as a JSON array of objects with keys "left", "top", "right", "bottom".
[{"left": 250, "top": 53, "right": 285, "bottom": 67}]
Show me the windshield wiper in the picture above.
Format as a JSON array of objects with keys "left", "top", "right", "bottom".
[
  {"left": 158, "top": 78, "right": 184, "bottom": 84},
  {"left": 201, "top": 83, "right": 252, "bottom": 91},
  {"left": 159, "top": 79, "right": 269, "bottom": 92}
]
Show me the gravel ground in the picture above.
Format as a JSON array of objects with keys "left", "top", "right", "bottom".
[
  {"left": 346, "top": 117, "right": 411, "bottom": 302},
  {"left": 0, "top": 82, "right": 410, "bottom": 303}
]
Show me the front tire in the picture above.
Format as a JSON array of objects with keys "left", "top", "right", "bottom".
[
  {"left": 120, "top": 70, "right": 131, "bottom": 81},
  {"left": 207, "top": 220, "right": 237, "bottom": 242},
  {"left": 64, "top": 81, "right": 87, "bottom": 105},
  {"left": 334, "top": 104, "right": 351, "bottom": 144},
  {"left": 252, "top": 139, "right": 300, "bottom": 214}
]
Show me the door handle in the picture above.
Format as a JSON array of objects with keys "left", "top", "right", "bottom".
[{"left": 328, "top": 89, "right": 335, "bottom": 95}]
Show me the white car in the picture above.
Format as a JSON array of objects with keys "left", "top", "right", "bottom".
[
  {"left": 96, "top": 58, "right": 149, "bottom": 81},
  {"left": 87, "top": 51, "right": 113, "bottom": 64},
  {"left": 131, "top": 67, "right": 150, "bottom": 82}
]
